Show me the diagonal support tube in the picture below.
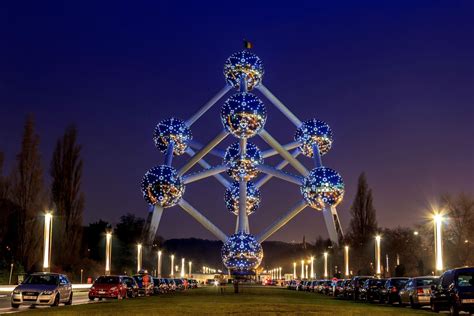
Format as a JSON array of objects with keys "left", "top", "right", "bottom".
[
  {"left": 261, "top": 141, "right": 300, "bottom": 158},
  {"left": 179, "top": 130, "right": 228, "bottom": 176},
  {"left": 165, "top": 142, "right": 174, "bottom": 166},
  {"left": 256, "top": 149, "right": 301, "bottom": 188},
  {"left": 257, "top": 84, "right": 302, "bottom": 127},
  {"left": 259, "top": 130, "right": 308, "bottom": 176},
  {"left": 257, "top": 200, "right": 308, "bottom": 243},
  {"left": 185, "top": 148, "right": 230, "bottom": 187},
  {"left": 256, "top": 164, "right": 302, "bottom": 185},
  {"left": 178, "top": 199, "right": 228, "bottom": 242},
  {"left": 145, "top": 205, "right": 164, "bottom": 244},
  {"left": 188, "top": 140, "right": 225, "bottom": 158},
  {"left": 186, "top": 86, "right": 231, "bottom": 126},
  {"left": 183, "top": 165, "right": 227, "bottom": 184}
]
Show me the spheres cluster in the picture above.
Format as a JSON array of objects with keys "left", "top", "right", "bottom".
[
  {"left": 221, "top": 92, "right": 267, "bottom": 139},
  {"left": 141, "top": 165, "right": 185, "bottom": 208},
  {"left": 224, "top": 142, "right": 263, "bottom": 181},
  {"left": 153, "top": 118, "right": 192, "bottom": 156},
  {"left": 224, "top": 181, "right": 261, "bottom": 216},
  {"left": 221, "top": 232, "right": 263, "bottom": 274},
  {"left": 223, "top": 50, "right": 264, "bottom": 91},
  {"left": 301, "top": 167, "right": 344, "bottom": 210},
  {"left": 295, "top": 119, "right": 333, "bottom": 157}
]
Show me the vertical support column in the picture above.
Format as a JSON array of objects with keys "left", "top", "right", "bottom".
[
  {"left": 165, "top": 141, "right": 174, "bottom": 166},
  {"left": 146, "top": 205, "right": 164, "bottom": 244},
  {"left": 237, "top": 137, "right": 249, "bottom": 234},
  {"left": 322, "top": 207, "right": 340, "bottom": 244}
]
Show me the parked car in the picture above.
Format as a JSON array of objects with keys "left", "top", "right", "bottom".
[
  {"left": 188, "top": 279, "right": 198, "bottom": 289},
  {"left": 333, "top": 279, "right": 348, "bottom": 297},
  {"left": 341, "top": 279, "right": 352, "bottom": 298},
  {"left": 174, "top": 278, "right": 185, "bottom": 291},
  {"left": 122, "top": 276, "right": 139, "bottom": 298},
  {"left": 348, "top": 276, "right": 373, "bottom": 300},
  {"left": 309, "top": 280, "right": 318, "bottom": 292},
  {"left": 11, "top": 273, "right": 73, "bottom": 308},
  {"left": 379, "top": 277, "right": 409, "bottom": 305},
  {"left": 89, "top": 275, "right": 127, "bottom": 300},
  {"left": 133, "top": 273, "right": 154, "bottom": 296},
  {"left": 398, "top": 276, "right": 438, "bottom": 308},
  {"left": 430, "top": 267, "right": 474, "bottom": 315},
  {"left": 360, "top": 278, "right": 386, "bottom": 302}
]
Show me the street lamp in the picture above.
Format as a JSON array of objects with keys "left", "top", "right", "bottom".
[
  {"left": 188, "top": 261, "right": 192, "bottom": 276},
  {"left": 105, "top": 231, "right": 112, "bottom": 275},
  {"left": 301, "top": 260, "right": 304, "bottom": 279},
  {"left": 344, "top": 246, "right": 350, "bottom": 277},
  {"left": 181, "top": 258, "right": 185, "bottom": 277},
  {"left": 157, "top": 250, "right": 162, "bottom": 277},
  {"left": 375, "top": 235, "right": 381, "bottom": 276},
  {"left": 43, "top": 212, "right": 53, "bottom": 272},
  {"left": 137, "top": 243, "right": 142, "bottom": 273},
  {"left": 310, "top": 256, "right": 314, "bottom": 279},
  {"left": 323, "top": 252, "right": 328, "bottom": 278},
  {"left": 293, "top": 262, "right": 296, "bottom": 279},
  {"left": 279, "top": 267, "right": 282, "bottom": 280},
  {"left": 305, "top": 265, "right": 308, "bottom": 279},
  {"left": 433, "top": 214, "right": 444, "bottom": 273},
  {"left": 170, "top": 255, "right": 175, "bottom": 276}
]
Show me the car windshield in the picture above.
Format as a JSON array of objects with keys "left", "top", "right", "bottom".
[
  {"left": 416, "top": 278, "right": 436, "bottom": 286},
  {"left": 96, "top": 276, "right": 120, "bottom": 284},
  {"left": 457, "top": 273, "right": 474, "bottom": 287},
  {"left": 23, "top": 274, "right": 59, "bottom": 285},
  {"left": 392, "top": 279, "right": 408, "bottom": 287}
]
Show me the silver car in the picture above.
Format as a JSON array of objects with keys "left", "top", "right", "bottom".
[
  {"left": 11, "top": 273, "right": 73, "bottom": 308},
  {"left": 399, "top": 276, "right": 439, "bottom": 308}
]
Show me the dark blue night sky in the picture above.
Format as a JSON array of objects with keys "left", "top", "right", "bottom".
[{"left": 1, "top": 1, "right": 473, "bottom": 241}]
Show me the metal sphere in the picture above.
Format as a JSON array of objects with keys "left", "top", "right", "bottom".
[
  {"left": 294, "top": 119, "right": 333, "bottom": 157},
  {"left": 223, "top": 50, "right": 264, "bottom": 91},
  {"left": 153, "top": 118, "right": 192, "bottom": 156},
  {"left": 224, "top": 142, "right": 263, "bottom": 181},
  {"left": 221, "top": 233, "right": 263, "bottom": 275},
  {"left": 221, "top": 92, "right": 267, "bottom": 139},
  {"left": 224, "top": 181, "right": 261, "bottom": 216},
  {"left": 300, "top": 167, "right": 344, "bottom": 210},
  {"left": 141, "top": 165, "right": 185, "bottom": 208}
]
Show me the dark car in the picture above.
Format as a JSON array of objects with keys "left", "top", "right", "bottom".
[
  {"left": 348, "top": 276, "right": 373, "bottom": 300},
  {"left": 399, "top": 276, "right": 438, "bottom": 308},
  {"left": 360, "top": 278, "right": 386, "bottom": 302},
  {"left": 133, "top": 273, "right": 154, "bottom": 296},
  {"left": 88, "top": 275, "right": 127, "bottom": 300},
  {"left": 174, "top": 278, "right": 184, "bottom": 291},
  {"left": 122, "top": 276, "right": 139, "bottom": 298},
  {"left": 341, "top": 279, "right": 352, "bottom": 298},
  {"left": 430, "top": 267, "right": 474, "bottom": 315},
  {"left": 188, "top": 279, "right": 198, "bottom": 289},
  {"left": 379, "top": 277, "right": 409, "bottom": 305}
]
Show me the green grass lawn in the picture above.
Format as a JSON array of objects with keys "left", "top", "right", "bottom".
[{"left": 21, "top": 286, "right": 432, "bottom": 315}]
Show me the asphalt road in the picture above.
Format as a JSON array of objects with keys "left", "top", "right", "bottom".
[{"left": 0, "top": 292, "right": 94, "bottom": 314}]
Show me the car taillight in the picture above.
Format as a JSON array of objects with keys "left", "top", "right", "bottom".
[
  {"left": 391, "top": 287, "right": 397, "bottom": 293},
  {"left": 417, "top": 288, "right": 424, "bottom": 295}
]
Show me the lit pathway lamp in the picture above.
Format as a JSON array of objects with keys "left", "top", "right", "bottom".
[
  {"left": 310, "top": 256, "right": 314, "bottom": 279},
  {"left": 305, "top": 265, "right": 308, "bottom": 279},
  {"left": 170, "top": 255, "right": 175, "bottom": 276},
  {"left": 189, "top": 261, "right": 192, "bottom": 276},
  {"left": 137, "top": 243, "right": 143, "bottom": 273},
  {"left": 43, "top": 212, "right": 53, "bottom": 272},
  {"left": 279, "top": 267, "right": 282, "bottom": 279},
  {"left": 181, "top": 258, "right": 185, "bottom": 277},
  {"left": 157, "top": 250, "right": 162, "bottom": 277},
  {"left": 433, "top": 214, "right": 444, "bottom": 274},
  {"left": 344, "top": 246, "right": 349, "bottom": 278},
  {"left": 375, "top": 235, "right": 381, "bottom": 276},
  {"left": 293, "top": 262, "right": 296, "bottom": 279},
  {"left": 323, "top": 252, "right": 328, "bottom": 278},
  {"left": 105, "top": 231, "right": 112, "bottom": 275},
  {"left": 301, "top": 260, "right": 305, "bottom": 279}
]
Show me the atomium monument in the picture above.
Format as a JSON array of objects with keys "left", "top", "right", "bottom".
[{"left": 141, "top": 46, "right": 345, "bottom": 276}]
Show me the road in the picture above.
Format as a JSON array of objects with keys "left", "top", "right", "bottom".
[{"left": 0, "top": 292, "right": 95, "bottom": 314}]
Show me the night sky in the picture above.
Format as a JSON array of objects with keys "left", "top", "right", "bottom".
[{"left": 1, "top": 1, "right": 473, "bottom": 242}]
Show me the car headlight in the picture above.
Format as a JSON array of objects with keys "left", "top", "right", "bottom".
[
  {"left": 110, "top": 287, "right": 117, "bottom": 291},
  {"left": 42, "top": 290, "right": 54, "bottom": 295},
  {"left": 91, "top": 286, "right": 95, "bottom": 290},
  {"left": 13, "top": 289, "right": 20, "bottom": 294}
]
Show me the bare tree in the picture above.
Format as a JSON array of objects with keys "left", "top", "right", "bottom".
[
  {"left": 9, "top": 115, "right": 45, "bottom": 270},
  {"left": 50, "top": 125, "right": 84, "bottom": 267}
]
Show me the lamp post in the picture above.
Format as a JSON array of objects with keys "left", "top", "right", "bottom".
[
  {"left": 433, "top": 214, "right": 444, "bottom": 273},
  {"left": 293, "top": 262, "right": 297, "bottom": 279},
  {"left": 157, "top": 250, "right": 162, "bottom": 277},
  {"left": 301, "top": 260, "right": 305, "bottom": 279},
  {"left": 344, "top": 246, "right": 349, "bottom": 278},
  {"left": 170, "top": 255, "right": 175, "bottom": 276},
  {"left": 181, "top": 258, "right": 185, "bottom": 277},
  {"left": 310, "top": 256, "right": 314, "bottom": 279},
  {"left": 80, "top": 269, "right": 84, "bottom": 284},
  {"left": 279, "top": 267, "right": 282, "bottom": 280},
  {"left": 189, "top": 261, "right": 192, "bottom": 276},
  {"left": 375, "top": 236, "right": 381, "bottom": 276},
  {"left": 305, "top": 265, "right": 308, "bottom": 279},
  {"left": 386, "top": 254, "right": 389, "bottom": 277},
  {"left": 323, "top": 252, "right": 328, "bottom": 278},
  {"left": 137, "top": 244, "right": 142, "bottom": 273},
  {"left": 43, "top": 212, "right": 53, "bottom": 272},
  {"left": 105, "top": 231, "right": 112, "bottom": 275}
]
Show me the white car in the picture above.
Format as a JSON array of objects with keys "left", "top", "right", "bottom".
[{"left": 11, "top": 272, "right": 73, "bottom": 308}]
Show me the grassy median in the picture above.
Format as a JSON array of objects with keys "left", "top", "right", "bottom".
[{"left": 20, "top": 286, "right": 431, "bottom": 315}]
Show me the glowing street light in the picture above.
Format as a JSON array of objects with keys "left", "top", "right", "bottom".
[
  {"left": 293, "top": 262, "right": 296, "bottom": 279},
  {"left": 301, "top": 260, "right": 305, "bottom": 279},
  {"left": 137, "top": 244, "right": 143, "bottom": 273},
  {"left": 181, "top": 258, "right": 185, "bottom": 277},
  {"left": 157, "top": 250, "right": 162, "bottom": 277},
  {"left": 344, "top": 246, "right": 349, "bottom": 277},
  {"left": 188, "top": 261, "right": 192, "bottom": 276},
  {"left": 305, "top": 265, "right": 308, "bottom": 279},
  {"left": 43, "top": 212, "right": 53, "bottom": 272},
  {"left": 170, "top": 255, "right": 175, "bottom": 276},
  {"left": 310, "top": 256, "right": 314, "bottom": 279},
  {"left": 433, "top": 214, "right": 444, "bottom": 273},
  {"left": 279, "top": 267, "right": 282, "bottom": 279},
  {"left": 105, "top": 231, "right": 112, "bottom": 275},
  {"left": 375, "top": 235, "right": 381, "bottom": 276},
  {"left": 323, "top": 252, "right": 328, "bottom": 278}
]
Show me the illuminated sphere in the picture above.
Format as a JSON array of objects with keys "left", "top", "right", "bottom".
[
  {"left": 223, "top": 50, "right": 264, "bottom": 91},
  {"left": 224, "top": 181, "right": 261, "bottom": 216},
  {"left": 221, "top": 92, "right": 267, "bottom": 139},
  {"left": 153, "top": 118, "right": 192, "bottom": 156},
  {"left": 300, "top": 167, "right": 344, "bottom": 210},
  {"left": 224, "top": 142, "right": 263, "bottom": 181},
  {"left": 221, "top": 233, "right": 263, "bottom": 274},
  {"left": 141, "top": 165, "right": 185, "bottom": 208},
  {"left": 294, "top": 119, "right": 333, "bottom": 157}
]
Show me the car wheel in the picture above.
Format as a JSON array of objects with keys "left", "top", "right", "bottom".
[
  {"left": 450, "top": 304, "right": 459, "bottom": 316},
  {"left": 431, "top": 302, "right": 440, "bottom": 313},
  {"left": 88, "top": 295, "right": 95, "bottom": 301},
  {"left": 11, "top": 303, "right": 20, "bottom": 308},
  {"left": 65, "top": 293, "right": 73, "bottom": 305},
  {"left": 52, "top": 294, "right": 60, "bottom": 307}
]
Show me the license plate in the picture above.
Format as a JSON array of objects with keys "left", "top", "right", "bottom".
[
  {"left": 419, "top": 296, "right": 430, "bottom": 301},
  {"left": 99, "top": 291, "right": 106, "bottom": 294},
  {"left": 462, "top": 299, "right": 474, "bottom": 303},
  {"left": 23, "top": 295, "right": 37, "bottom": 300}
]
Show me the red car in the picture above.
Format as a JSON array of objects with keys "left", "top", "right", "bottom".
[{"left": 89, "top": 275, "right": 127, "bottom": 300}]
